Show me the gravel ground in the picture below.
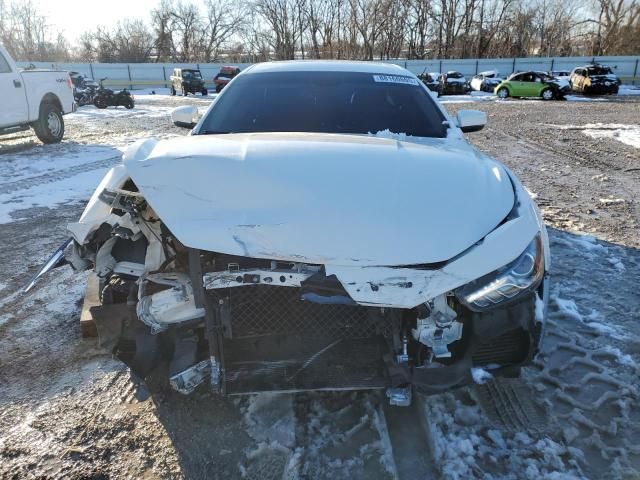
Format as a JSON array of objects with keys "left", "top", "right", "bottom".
[{"left": 0, "top": 92, "right": 639, "bottom": 479}]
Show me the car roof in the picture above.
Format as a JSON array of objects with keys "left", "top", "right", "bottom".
[{"left": 245, "top": 60, "right": 408, "bottom": 75}]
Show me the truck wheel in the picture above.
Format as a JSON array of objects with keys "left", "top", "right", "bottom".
[
  {"left": 170, "top": 86, "right": 176, "bottom": 96},
  {"left": 216, "top": 84, "right": 223, "bottom": 93},
  {"left": 33, "top": 103, "right": 64, "bottom": 144},
  {"left": 182, "top": 85, "right": 188, "bottom": 96},
  {"left": 201, "top": 88, "right": 208, "bottom": 96}
]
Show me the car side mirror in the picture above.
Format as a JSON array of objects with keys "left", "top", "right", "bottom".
[
  {"left": 456, "top": 109, "right": 487, "bottom": 133},
  {"left": 171, "top": 105, "right": 199, "bottom": 129}
]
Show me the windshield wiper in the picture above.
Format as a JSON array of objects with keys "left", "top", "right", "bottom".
[{"left": 198, "top": 130, "right": 233, "bottom": 135}]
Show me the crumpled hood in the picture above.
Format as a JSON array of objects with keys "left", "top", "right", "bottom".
[{"left": 123, "top": 133, "right": 514, "bottom": 267}]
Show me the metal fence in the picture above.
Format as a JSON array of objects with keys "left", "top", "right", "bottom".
[{"left": 17, "top": 55, "right": 640, "bottom": 89}]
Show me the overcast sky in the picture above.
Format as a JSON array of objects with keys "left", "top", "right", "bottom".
[{"left": 40, "top": 0, "right": 157, "bottom": 43}]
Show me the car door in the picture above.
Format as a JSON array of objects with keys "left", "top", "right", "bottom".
[
  {"left": 509, "top": 73, "right": 526, "bottom": 96},
  {"left": 531, "top": 73, "right": 546, "bottom": 96},
  {"left": 0, "top": 50, "right": 29, "bottom": 128},
  {"left": 518, "top": 73, "right": 536, "bottom": 96}
]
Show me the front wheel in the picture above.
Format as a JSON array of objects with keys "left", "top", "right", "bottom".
[
  {"left": 33, "top": 103, "right": 64, "bottom": 144},
  {"left": 216, "top": 84, "right": 223, "bottom": 93},
  {"left": 182, "top": 85, "right": 188, "bottom": 96},
  {"left": 170, "top": 86, "right": 176, "bottom": 96},
  {"left": 496, "top": 87, "right": 509, "bottom": 99},
  {"left": 541, "top": 88, "right": 554, "bottom": 101},
  {"left": 201, "top": 88, "right": 208, "bottom": 96},
  {"left": 124, "top": 98, "right": 134, "bottom": 109}
]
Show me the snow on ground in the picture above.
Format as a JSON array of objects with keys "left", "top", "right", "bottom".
[
  {"left": 551, "top": 123, "right": 640, "bottom": 149},
  {"left": 0, "top": 144, "right": 121, "bottom": 223}
]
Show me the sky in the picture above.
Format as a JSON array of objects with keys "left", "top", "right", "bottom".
[{"left": 39, "top": 0, "right": 158, "bottom": 43}]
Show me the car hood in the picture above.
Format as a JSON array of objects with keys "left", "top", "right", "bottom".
[{"left": 123, "top": 133, "right": 514, "bottom": 267}]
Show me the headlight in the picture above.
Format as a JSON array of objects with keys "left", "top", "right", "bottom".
[{"left": 455, "top": 233, "right": 544, "bottom": 311}]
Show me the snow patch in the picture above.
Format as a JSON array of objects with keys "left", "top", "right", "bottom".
[
  {"left": 368, "top": 129, "right": 408, "bottom": 141},
  {"left": 599, "top": 197, "right": 626, "bottom": 205},
  {"left": 470, "top": 367, "right": 493, "bottom": 384}
]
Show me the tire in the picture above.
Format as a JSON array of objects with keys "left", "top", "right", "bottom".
[
  {"left": 124, "top": 98, "right": 134, "bottom": 109},
  {"left": 201, "top": 88, "right": 208, "bottom": 96},
  {"left": 170, "top": 86, "right": 176, "bottom": 96},
  {"left": 496, "top": 87, "right": 509, "bottom": 99},
  {"left": 33, "top": 103, "right": 64, "bottom": 144},
  {"left": 182, "top": 85, "right": 188, "bottom": 96},
  {"left": 95, "top": 97, "right": 108, "bottom": 109},
  {"left": 541, "top": 88, "right": 554, "bottom": 101},
  {"left": 216, "top": 84, "right": 223, "bottom": 93}
]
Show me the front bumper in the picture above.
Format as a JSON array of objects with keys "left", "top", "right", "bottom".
[
  {"left": 585, "top": 83, "right": 619, "bottom": 94},
  {"left": 391, "top": 291, "right": 544, "bottom": 394}
]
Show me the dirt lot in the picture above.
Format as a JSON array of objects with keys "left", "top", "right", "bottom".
[{"left": 0, "top": 92, "right": 639, "bottom": 479}]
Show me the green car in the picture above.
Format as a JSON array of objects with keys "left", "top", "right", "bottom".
[{"left": 494, "top": 71, "right": 570, "bottom": 100}]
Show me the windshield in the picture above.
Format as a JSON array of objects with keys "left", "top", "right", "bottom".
[
  {"left": 447, "top": 72, "right": 464, "bottom": 79},
  {"left": 198, "top": 71, "right": 447, "bottom": 138},
  {"left": 587, "top": 66, "right": 613, "bottom": 76},
  {"left": 183, "top": 70, "right": 202, "bottom": 79}
]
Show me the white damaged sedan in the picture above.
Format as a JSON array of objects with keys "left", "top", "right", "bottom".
[{"left": 31, "top": 61, "right": 549, "bottom": 405}]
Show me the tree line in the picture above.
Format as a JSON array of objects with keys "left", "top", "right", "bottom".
[{"left": 1, "top": 0, "right": 638, "bottom": 63}]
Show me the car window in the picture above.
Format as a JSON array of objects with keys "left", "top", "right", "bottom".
[
  {"left": 587, "top": 66, "right": 613, "bottom": 76},
  {"left": 509, "top": 73, "right": 523, "bottom": 81},
  {"left": 199, "top": 71, "right": 447, "bottom": 138},
  {"left": 0, "top": 51, "right": 12, "bottom": 73},
  {"left": 447, "top": 72, "right": 464, "bottom": 79}
]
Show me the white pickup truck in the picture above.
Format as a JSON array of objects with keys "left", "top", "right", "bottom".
[{"left": 0, "top": 44, "right": 75, "bottom": 144}]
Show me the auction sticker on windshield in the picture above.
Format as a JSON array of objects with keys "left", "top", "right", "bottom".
[{"left": 373, "top": 74, "right": 420, "bottom": 86}]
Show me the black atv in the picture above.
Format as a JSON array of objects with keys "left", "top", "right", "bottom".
[{"left": 94, "top": 78, "right": 135, "bottom": 109}]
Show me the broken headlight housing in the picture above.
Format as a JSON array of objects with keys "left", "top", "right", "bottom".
[{"left": 455, "top": 233, "right": 544, "bottom": 311}]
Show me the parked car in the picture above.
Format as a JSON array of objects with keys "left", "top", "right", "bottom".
[
  {"left": 439, "top": 71, "right": 469, "bottom": 95},
  {"left": 470, "top": 71, "right": 503, "bottom": 92},
  {"left": 30, "top": 61, "right": 549, "bottom": 407},
  {"left": 417, "top": 71, "right": 442, "bottom": 96},
  {"left": 549, "top": 70, "right": 570, "bottom": 81},
  {"left": 0, "top": 44, "right": 75, "bottom": 143},
  {"left": 495, "top": 71, "right": 570, "bottom": 100},
  {"left": 170, "top": 68, "right": 208, "bottom": 96},
  {"left": 214, "top": 66, "right": 241, "bottom": 93},
  {"left": 570, "top": 64, "right": 620, "bottom": 95}
]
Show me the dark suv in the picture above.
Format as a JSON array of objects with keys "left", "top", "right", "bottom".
[
  {"left": 170, "top": 68, "right": 208, "bottom": 96},
  {"left": 570, "top": 65, "right": 620, "bottom": 95}
]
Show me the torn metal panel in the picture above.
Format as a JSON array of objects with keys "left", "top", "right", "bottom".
[
  {"left": 203, "top": 264, "right": 320, "bottom": 290},
  {"left": 169, "top": 359, "right": 211, "bottom": 395},
  {"left": 137, "top": 273, "right": 205, "bottom": 333},
  {"left": 23, "top": 238, "right": 71, "bottom": 293}
]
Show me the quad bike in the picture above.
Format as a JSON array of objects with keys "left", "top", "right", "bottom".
[{"left": 94, "top": 78, "right": 135, "bottom": 109}]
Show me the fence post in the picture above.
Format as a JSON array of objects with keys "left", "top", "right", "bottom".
[
  {"left": 127, "top": 64, "right": 132, "bottom": 90},
  {"left": 89, "top": 63, "right": 94, "bottom": 79},
  {"left": 439, "top": 59, "right": 442, "bottom": 73},
  {"left": 512, "top": 58, "right": 516, "bottom": 74},
  {"left": 475, "top": 59, "right": 478, "bottom": 74},
  {"left": 633, "top": 58, "right": 639, "bottom": 86},
  {"left": 162, "top": 65, "right": 167, "bottom": 88},
  {"left": 550, "top": 58, "right": 554, "bottom": 72}
]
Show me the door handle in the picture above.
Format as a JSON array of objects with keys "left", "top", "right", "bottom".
[{"left": 13, "top": 79, "right": 22, "bottom": 88}]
